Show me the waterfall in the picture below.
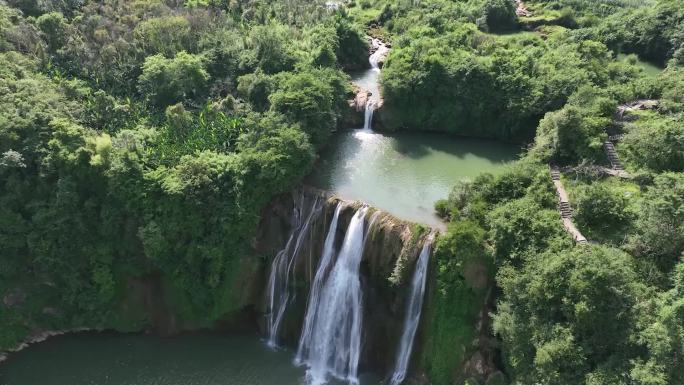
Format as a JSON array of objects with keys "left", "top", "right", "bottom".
[
  {"left": 266, "top": 195, "right": 323, "bottom": 348},
  {"left": 363, "top": 100, "right": 375, "bottom": 131},
  {"left": 389, "top": 238, "right": 433, "bottom": 385},
  {"left": 296, "top": 202, "right": 344, "bottom": 362},
  {"left": 297, "top": 206, "right": 369, "bottom": 385}
]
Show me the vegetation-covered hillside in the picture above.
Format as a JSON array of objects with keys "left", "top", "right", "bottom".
[
  {"left": 358, "top": 0, "right": 684, "bottom": 384},
  {"left": 1, "top": 1, "right": 682, "bottom": 385},
  {"left": 0, "top": 0, "right": 367, "bottom": 348}
]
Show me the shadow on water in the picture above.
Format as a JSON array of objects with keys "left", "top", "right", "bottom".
[
  {"left": 387, "top": 131, "right": 522, "bottom": 162},
  {"left": 307, "top": 129, "right": 520, "bottom": 228}
]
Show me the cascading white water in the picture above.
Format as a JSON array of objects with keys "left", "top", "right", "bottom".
[
  {"left": 369, "top": 38, "right": 389, "bottom": 71},
  {"left": 266, "top": 196, "right": 322, "bottom": 348},
  {"left": 297, "top": 206, "right": 369, "bottom": 385},
  {"left": 296, "top": 202, "right": 344, "bottom": 362},
  {"left": 363, "top": 38, "right": 388, "bottom": 132},
  {"left": 389, "top": 238, "right": 432, "bottom": 385},
  {"left": 363, "top": 100, "right": 375, "bottom": 131}
]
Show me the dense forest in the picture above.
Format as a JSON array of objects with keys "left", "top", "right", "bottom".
[
  {"left": 1, "top": 0, "right": 683, "bottom": 385},
  {"left": 0, "top": 0, "right": 367, "bottom": 347}
]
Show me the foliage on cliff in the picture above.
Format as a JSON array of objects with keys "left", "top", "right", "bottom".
[
  {"left": 417, "top": 1, "right": 684, "bottom": 383},
  {"left": 0, "top": 0, "right": 367, "bottom": 349}
]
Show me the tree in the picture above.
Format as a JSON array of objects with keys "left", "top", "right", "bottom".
[
  {"left": 138, "top": 52, "right": 209, "bottom": 107},
  {"left": 36, "top": 11, "right": 68, "bottom": 52},
  {"left": 269, "top": 70, "right": 342, "bottom": 147},
  {"left": 134, "top": 16, "right": 192, "bottom": 57},
  {"left": 493, "top": 245, "right": 647, "bottom": 385},
  {"left": 622, "top": 116, "right": 684, "bottom": 172},
  {"left": 247, "top": 24, "right": 296, "bottom": 74},
  {"left": 630, "top": 173, "right": 684, "bottom": 272},
  {"left": 480, "top": 0, "right": 517, "bottom": 32},
  {"left": 486, "top": 197, "right": 568, "bottom": 264},
  {"left": 572, "top": 182, "right": 632, "bottom": 235},
  {"left": 632, "top": 262, "right": 684, "bottom": 385}
]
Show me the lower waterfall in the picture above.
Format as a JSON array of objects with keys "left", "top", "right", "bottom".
[
  {"left": 297, "top": 206, "right": 369, "bottom": 385},
  {"left": 266, "top": 195, "right": 323, "bottom": 347},
  {"left": 363, "top": 100, "right": 375, "bottom": 131},
  {"left": 296, "top": 202, "right": 344, "bottom": 361},
  {"left": 389, "top": 238, "right": 432, "bottom": 385}
]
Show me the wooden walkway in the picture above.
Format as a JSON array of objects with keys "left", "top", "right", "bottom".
[{"left": 550, "top": 165, "right": 588, "bottom": 245}]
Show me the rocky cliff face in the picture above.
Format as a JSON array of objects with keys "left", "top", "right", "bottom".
[
  {"left": 3, "top": 187, "right": 489, "bottom": 385},
  {"left": 254, "top": 187, "right": 433, "bottom": 376}
]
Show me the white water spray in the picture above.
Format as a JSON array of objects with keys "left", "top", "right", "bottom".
[
  {"left": 296, "top": 202, "right": 344, "bottom": 362},
  {"left": 369, "top": 38, "right": 389, "bottom": 71},
  {"left": 266, "top": 196, "right": 322, "bottom": 347},
  {"left": 298, "top": 206, "right": 369, "bottom": 385},
  {"left": 389, "top": 238, "right": 432, "bottom": 385},
  {"left": 363, "top": 100, "right": 375, "bottom": 131}
]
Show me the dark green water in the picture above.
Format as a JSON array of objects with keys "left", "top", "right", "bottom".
[
  {"left": 617, "top": 53, "right": 663, "bottom": 77},
  {"left": 308, "top": 130, "right": 520, "bottom": 228},
  {"left": 0, "top": 332, "right": 380, "bottom": 385}
]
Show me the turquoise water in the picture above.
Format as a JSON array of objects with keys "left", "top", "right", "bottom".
[
  {"left": 0, "top": 332, "right": 380, "bottom": 385},
  {"left": 308, "top": 130, "right": 520, "bottom": 228}
]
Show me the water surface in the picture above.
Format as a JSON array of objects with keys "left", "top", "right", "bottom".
[
  {"left": 617, "top": 53, "right": 663, "bottom": 77},
  {"left": 308, "top": 130, "right": 520, "bottom": 228},
  {"left": 0, "top": 332, "right": 380, "bottom": 385}
]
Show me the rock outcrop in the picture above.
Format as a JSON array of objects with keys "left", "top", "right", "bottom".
[{"left": 255, "top": 187, "right": 434, "bottom": 376}]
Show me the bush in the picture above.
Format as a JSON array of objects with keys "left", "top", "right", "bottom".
[
  {"left": 573, "top": 182, "right": 633, "bottom": 235},
  {"left": 138, "top": 52, "right": 209, "bottom": 108},
  {"left": 622, "top": 116, "right": 684, "bottom": 172},
  {"left": 481, "top": 0, "right": 517, "bottom": 32}
]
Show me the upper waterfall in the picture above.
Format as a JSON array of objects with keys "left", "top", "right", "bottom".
[
  {"left": 363, "top": 100, "right": 375, "bottom": 131},
  {"left": 369, "top": 38, "right": 389, "bottom": 71},
  {"left": 389, "top": 237, "right": 433, "bottom": 385},
  {"left": 360, "top": 38, "right": 389, "bottom": 132}
]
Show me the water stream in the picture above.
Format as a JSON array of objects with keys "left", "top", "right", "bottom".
[
  {"left": 297, "top": 202, "right": 344, "bottom": 363},
  {"left": 389, "top": 239, "right": 432, "bottom": 385},
  {"left": 310, "top": 38, "right": 519, "bottom": 229},
  {"left": 266, "top": 195, "right": 323, "bottom": 347},
  {"left": 298, "top": 207, "right": 369, "bottom": 385}
]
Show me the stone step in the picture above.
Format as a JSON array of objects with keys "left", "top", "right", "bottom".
[{"left": 603, "top": 141, "right": 625, "bottom": 170}]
